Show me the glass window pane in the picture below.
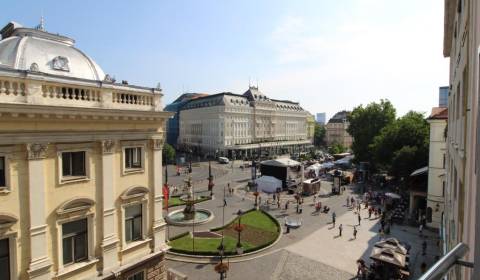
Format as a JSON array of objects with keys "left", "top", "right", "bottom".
[
  {"left": 63, "top": 219, "right": 87, "bottom": 236},
  {"left": 0, "top": 157, "right": 5, "bottom": 187},
  {"left": 71, "top": 152, "right": 85, "bottom": 176},
  {"left": 0, "top": 239, "right": 9, "bottom": 259},
  {"left": 62, "top": 153, "right": 71, "bottom": 176},
  {"left": 125, "top": 219, "right": 132, "bottom": 242},
  {"left": 74, "top": 233, "right": 87, "bottom": 262},
  {"left": 63, "top": 237, "right": 73, "bottom": 264},
  {"left": 125, "top": 148, "right": 132, "bottom": 168},
  {"left": 125, "top": 204, "right": 142, "bottom": 218},
  {"left": 133, "top": 216, "right": 142, "bottom": 240}
]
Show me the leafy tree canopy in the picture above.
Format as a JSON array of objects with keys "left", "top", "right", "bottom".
[
  {"left": 314, "top": 123, "right": 326, "bottom": 147},
  {"left": 328, "top": 141, "right": 347, "bottom": 155},
  {"left": 163, "top": 143, "right": 176, "bottom": 164},
  {"left": 347, "top": 99, "right": 396, "bottom": 164}
]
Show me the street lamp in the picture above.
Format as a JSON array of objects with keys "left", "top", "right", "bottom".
[
  {"left": 215, "top": 242, "right": 229, "bottom": 280},
  {"left": 208, "top": 158, "right": 214, "bottom": 197},
  {"left": 234, "top": 209, "right": 245, "bottom": 254},
  {"left": 188, "top": 148, "right": 193, "bottom": 174}
]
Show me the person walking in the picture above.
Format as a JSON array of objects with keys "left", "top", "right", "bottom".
[
  {"left": 358, "top": 213, "right": 361, "bottom": 226},
  {"left": 338, "top": 224, "right": 343, "bottom": 237},
  {"left": 419, "top": 224, "right": 424, "bottom": 237},
  {"left": 346, "top": 196, "right": 350, "bottom": 207},
  {"left": 368, "top": 207, "right": 372, "bottom": 219},
  {"left": 332, "top": 211, "right": 336, "bottom": 227},
  {"left": 223, "top": 197, "right": 227, "bottom": 207},
  {"left": 353, "top": 226, "right": 358, "bottom": 239}
]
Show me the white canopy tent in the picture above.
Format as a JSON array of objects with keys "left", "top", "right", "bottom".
[{"left": 256, "top": 176, "right": 282, "bottom": 193}]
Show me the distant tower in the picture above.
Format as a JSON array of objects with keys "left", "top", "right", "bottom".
[
  {"left": 35, "top": 16, "right": 45, "bottom": 31},
  {"left": 316, "top": 112, "right": 326, "bottom": 125}
]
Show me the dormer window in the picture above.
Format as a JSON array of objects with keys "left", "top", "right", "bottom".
[{"left": 52, "top": 56, "right": 70, "bottom": 72}]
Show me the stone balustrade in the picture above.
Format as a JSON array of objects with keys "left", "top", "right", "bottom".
[{"left": 0, "top": 77, "right": 163, "bottom": 112}]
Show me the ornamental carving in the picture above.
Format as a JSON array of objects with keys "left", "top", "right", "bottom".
[
  {"left": 101, "top": 140, "right": 115, "bottom": 154},
  {"left": 152, "top": 138, "right": 164, "bottom": 150},
  {"left": 26, "top": 143, "right": 48, "bottom": 160},
  {"left": 51, "top": 56, "right": 70, "bottom": 72},
  {"left": 29, "top": 62, "right": 39, "bottom": 72}
]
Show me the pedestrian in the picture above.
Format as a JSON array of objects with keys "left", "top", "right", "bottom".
[
  {"left": 365, "top": 200, "right": 368, "bottom": 209},
  {"left": 339, "top": 224, "right": 343, "bottom": 236},
  {"left": 358, "top": 213, "right": 361, "bottom": 225},
  {"left": 285, "top": 201, "right": 289, "bottom": 210},
  {"left": 351, "top": 197, "right": 354, "bottom": 205},
  {"left": 277, "top": 200, "right": 280, "bottom": 209},
  {"left": 368, "top": 208, "right": 372, "bottom": 219},
  {"left": 419, "top": 224, "right": 424, "bottom": 237},
  {"left": 223, "top": 198, "right": 227, "bottom": 207},
  {"left": 353, "top": 226, "right": 358, "bottom": 239},
  {"left": 422, "top": 240, "right": 427, "bottom": 256},
  {"left": 313, "top": 195, "right": 316, "bottom": 204},
  {"left": 332, "top": 211, "right": 336, "bottom": 227},
  {"left": 346, "top": 196, "right": 350, "bottom": 207},
  {"left": 273, "top": 193, "right": 276, "bottom": 201}
]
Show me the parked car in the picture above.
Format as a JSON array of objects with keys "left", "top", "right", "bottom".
[{"left": 218, "top": 157, "right": 229, "bottom": 164}]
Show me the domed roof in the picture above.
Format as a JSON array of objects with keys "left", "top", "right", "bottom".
[{"left": 0, "top": 21, "right": 105, "bottom": 81}]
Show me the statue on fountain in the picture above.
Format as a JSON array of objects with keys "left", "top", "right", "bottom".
[{"left": 183, "top": 176, "right": 195, "bottom": 220}]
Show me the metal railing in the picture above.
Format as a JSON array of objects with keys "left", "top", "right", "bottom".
[{"left": 418, "top": 243, "right": 472, "bottom": 280}]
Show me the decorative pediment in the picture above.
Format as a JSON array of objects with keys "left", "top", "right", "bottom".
[
  {"left": 120, "top": 185, "right": 149, "bottom": 201},
  {"left": 57, "top": 197, "right": 95, "bottom": 215},
  {"left": 0, "top": 213, "right": 18, "bottom": 230}
]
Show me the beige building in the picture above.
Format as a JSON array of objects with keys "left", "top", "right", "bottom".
[
  {"left": 178, "top": 86, "right": 311, "bottom": 158},
  {"left": 443, "top": 0, "right": 480, "bottom": 279},
  {"left": 0, "top": 22, "right": 171, "bottom": 280},
  {"left": 426, "top": 107, "right": 448, "bottom": 229},
  {"left": 306, "top": 113, "right": 316, "bottom": 145},
  {"left": 325, "top": 110, "right": 353, "bottom": 149}
]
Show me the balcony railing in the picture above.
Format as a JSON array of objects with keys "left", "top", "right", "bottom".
[{"left": 418, "top": 243, "right": 472, "bottom": 280}]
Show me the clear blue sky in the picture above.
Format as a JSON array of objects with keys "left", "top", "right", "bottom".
[{"left": 2, "top": 0, "right": 448, "bottom": 120}]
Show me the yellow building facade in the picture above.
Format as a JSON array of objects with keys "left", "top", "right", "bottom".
[{"left": 0, "top": 22, "right": 172, "bottom": 280}]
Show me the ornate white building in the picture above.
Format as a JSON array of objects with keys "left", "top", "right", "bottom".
[
  {"left": 0, "top": 21, "right": 171, "bottom": 280},
  {"left": 178, "top": 86, "right": 311, "bottom": 158}
]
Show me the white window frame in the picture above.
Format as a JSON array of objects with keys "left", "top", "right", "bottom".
[
  {"left": 120, "top": 198, "right": 149, "bottom": 251},
  {"left": 122, "top": 143, "right": 146, "bottom": 175},
  {"left": 0, "top": 153, "right": 10, "bottom": 194},
  {"left": 0, "top": 233, "right": 18, "bottom": 280},
  {"left": 57, "top": 149, "right": 90, "bottom": 184},
  {"left": 56, "top": 214, "right": 96, "bottom": 274}
]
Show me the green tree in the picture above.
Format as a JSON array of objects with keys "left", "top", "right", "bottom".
[
  {"left": 163, "top": 143, "right": 176, "bottom": 164},
  {"left": 347, "top": 100, "right": 396, "bottom": 164},
  {"left": 371, "top": 111, "right": 429, "bottom": 177},
  {"left": 328, "top": 141, "right": 346, "bottom": 155},
  {"left": 314, "top": 123, "right": 326, "bottom": 147}
]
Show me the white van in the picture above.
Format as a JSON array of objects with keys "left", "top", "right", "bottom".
[{"left": 218, "top": 157, "right": 229, "bottom": 164}]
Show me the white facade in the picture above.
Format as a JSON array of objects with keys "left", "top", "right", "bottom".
[
  {"left": 426, "top": 108, "right": 448, "bottom": 229},
  {"left": 178, "top": 86, "right": 311, "bottom": 158}
]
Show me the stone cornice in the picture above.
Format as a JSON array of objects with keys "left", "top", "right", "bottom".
[{"left": 0, "top": 103, "right": 173, "bottom": 121}]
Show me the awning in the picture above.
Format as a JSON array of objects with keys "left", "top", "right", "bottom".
[
  {"left": 410, "top": 166, "right": 428, "bottom": 177},
  {"left": 370, "top": 247, "right": 406, "bottom": 268}
]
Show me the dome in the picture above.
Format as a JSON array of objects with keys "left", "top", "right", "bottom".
[{"left": 0, "top": 21, "right": 106, "bottom": 81}]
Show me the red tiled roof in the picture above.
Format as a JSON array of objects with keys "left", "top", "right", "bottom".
[{"left": 429, "top": 107, "right": 448, "bottom": 120}]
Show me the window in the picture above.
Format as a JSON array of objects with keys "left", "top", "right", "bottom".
[
  {"left": 128, "top": 271, "right": 145, "bottom": 280},
  {"left": 0, "top": 239, "right": 9, "bottom": 280},
  {"left": 62, "top": 219, "right": 88, "bottom": 265},
  {"left": 0, "top": 157, "right": 5, "bottom": 188},
  {"left": 62, "top": 151, "right": 86, "bottom": 177},
  {"left": 125, "top": 147, "right": 143, "bottom": 169},
  {"left": 125, "top": 204, "right": 143, "bottom": 242}
]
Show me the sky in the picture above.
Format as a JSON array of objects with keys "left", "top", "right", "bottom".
[{"left": 1, "top": 0, "right": 449, "bottom": 120}]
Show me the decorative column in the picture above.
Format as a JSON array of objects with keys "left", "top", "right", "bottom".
[
  {"left": 26, "top": 143, "right": 52, "bottom": 280},
  {"left": 152, "top": 138, "right": 167, "bottom": 251},
  {"left": 100, "top": 140, "right": 119, "bottom": 273}
]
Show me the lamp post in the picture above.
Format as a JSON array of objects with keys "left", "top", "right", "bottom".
[
  {"left": 234, "top": 209, "right": 244, "bottom": 254},
  {"left": 215, "top": 242, "right": 229, "bottom": 280},
  {"left": 208, "top": 157, "right": 214, "bottom": 197},
  {"left": 251, "top": 151, "right": 259, "bottom": 208}
]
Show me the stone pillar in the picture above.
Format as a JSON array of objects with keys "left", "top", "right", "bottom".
[
  {"left": 152, "top": 139, "right": 167, "bottom": 251},
  {"left": 100, "top": 140, "right": 120, "bottom": 273},
  {"left": 26, "top": 143, "right": 52, "bottom": 280}
]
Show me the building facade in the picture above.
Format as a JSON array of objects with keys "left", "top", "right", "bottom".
[
  {"left": 0, "top": 22, "right": 171, "bottom": 280},
  {"left": 325, "top": 111, "right": 353, "bottom": 149},
  {"left": 164, "top": 93, "right": 208, "bottom": 147},
  {"left": 178, "top": 86, "right": 311, "bottom": 158},
  {"left": 306, "top": 113, "right": 316, "bottom": 145},
  {"left": 443, "top": 0, "right": 480, "bottom": 279},
  {"left": 439, "top": 86, "right": 449, "bottom": 107},
  {"left": 316, "top": 112, "right": 326, "bottom": 125},
  {"left": 426, "top": 107, "right": 448, "bottom": 229}
]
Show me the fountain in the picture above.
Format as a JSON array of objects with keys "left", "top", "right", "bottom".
[{"left": 165, "top": 176, "right": 214, "bottom": 226}]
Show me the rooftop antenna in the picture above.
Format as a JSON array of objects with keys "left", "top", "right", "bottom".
[{"left": 35, "top": 14, "right": 45, "bottom": 31}]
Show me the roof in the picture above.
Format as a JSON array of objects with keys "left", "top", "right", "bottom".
[
  {"left": 428, "top": 107, "right": 448, "bottom": 120},
  {"left": 410, "top": 166, "right": 428, "bottom": 177},
  {"left": 328, "top": 110, "right": 350, "bottom": 123},
  {"left": 260, "top": 158, "right": 301, "bottom": 167}
]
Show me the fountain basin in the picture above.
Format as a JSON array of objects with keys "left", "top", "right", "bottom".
[{"left": 165, "top": 208, "right": 214, "bottom": 226}]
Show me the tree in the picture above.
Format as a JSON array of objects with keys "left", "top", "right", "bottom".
[
  {"left": 163, "top": 143, "right": 176, "bottom": 164},
  {"left": 371, "top": 111, "right": 429, "bottom": 177},
  {"left": 328, "top": 141, "right": 346, "bottom": 155},
  {"left": 314, "top": 123, "right": 326, "bottom": 147},
  {"left": 347, "top": 100, "right": 396, "bottom": 164}
]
